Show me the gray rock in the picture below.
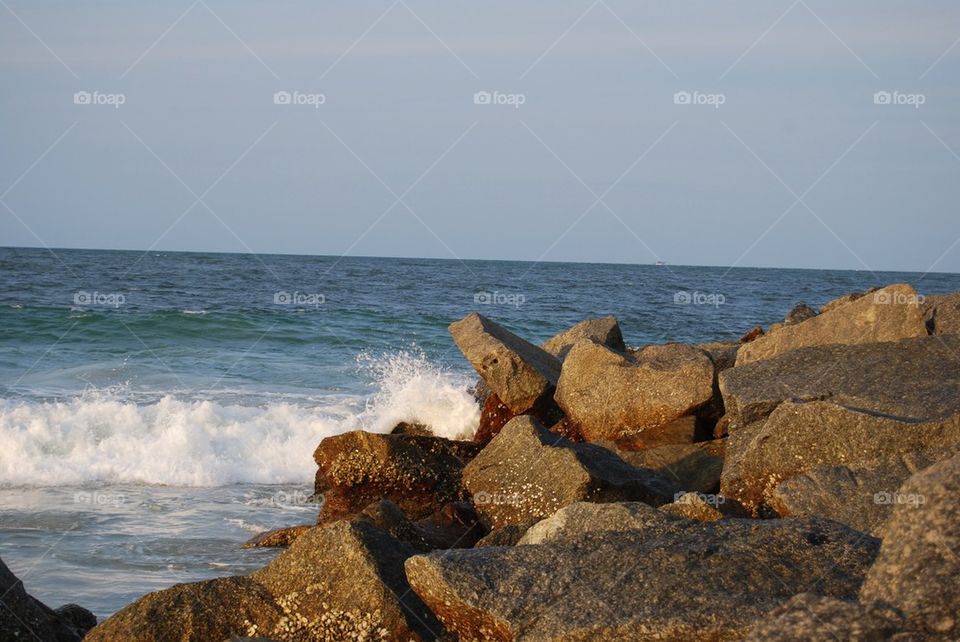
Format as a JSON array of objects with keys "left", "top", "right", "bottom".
[
  {"left": 541, "top": 315, "right": 625, "bottom": 360},
  {"left": 0, "top": 556, "right": 95, "bottom": 642},
  {"left": 406, "top": 517, "right": 879, "bottom": 641},
  {"left": 462, "top": 416, "right": 679, "bottom": 529},
  {"left": 660, "top": 492, "right": 726, "bottom": 522},
  {"left": 769, "top": 448, "right": 960, "bottom": 535},
  {"left": 736, "top": 284, "right": 926, "bottom": 366},
  {"left": 922, "top": 291, "right": 960, "bottom": 335},
  {"left": 860, "top": 453, "right": 960, "bottom": 637},
  {"left": 721, "top": 401, "right": 960, "bottom": 513},
  {"left": 719, "top": 335, "right": 960, "bottom": 428},
  {"left": 555, "top": 340, "right": 715, "bottom": 443},
  {"left": 449, "top": 313, "right": 561, "bottom": 414},
  {"left": 517, "top": 501, "right": 676, "bottom": 545},
  {"left": 785, "top": 302, "right": 818, "bottom": 325},
  {"left": 604, "top": 440, "right": 725, "bottom": 493},
  {"left": 474, "top": 521, "right": 539, "bottom": 548},
  {"left": 743, "top": 593, "right": 913, "bottom": 641}
]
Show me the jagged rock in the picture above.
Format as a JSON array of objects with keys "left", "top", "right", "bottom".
[
  {"left": 406, "top": 516, "right": 879, "bottom": 640},
  {"left": 698, "top": 340, "right": 740, "bottom": 373},
  {"left": 922, "top": 291, "right": 960, "bottom": 335},
  {"left": 91, "top": 521, "right": 441, "bottom": 641},
  {"left": 462, "top": 416, "right": 678, "bottom": 528},
  {"left": 475, "top": 521, "right": 539, "bottom": 548},
  {"left": 414, "top": 502, "right": 486, "bottom": 549},
  {"left": 449, "top": 313, "right": 561, "bottom": 414},
  {"left": 609, "top": 415, "right": 699, "bottom": 450},
  {"left": 660, "top": 492, "right": 725, "bottom": 522},
  {"left": 720, "top": 335, "right": 960, "bottom": 428},
  {"left": 601, "top": 440, "right": 725, "bottom": 493},
  {"left": 555, "top": 339, "right": 716, "bottom": 443},
  {"left": 721, "top": 401, "right": 960, "bottom": 514},
  {"left": 390, "top": 421, "right": 433, "bottom": 437},
  {"left": 785, "top": 302, "right": 818, "bottom": 325},
  {"left": 740, "top": 326, "right": 764, "bottom": 343},
  {"left": 769, "top": 448, "right": 959, "bottom": 535},
  {"left": 819, "top": 289, "right": 876, "bottom": 315},
  {"left": 541, "top": 315, "right": 625, "bottom": 360},
  {"left": 517, "top": 501, "right": 676, "bottom": 545},
  {"left": 743, "top": 593, "right": 914, "bottom": 641},
  {"left": 736, "top": 284, "right": 926, "bottom": 366},
  {"left": 313, "top": 430, "right": 480, "bottom": 522},
  {"left": 242, "top": 525, "right": 313, "bottom": 549},
  {"left": 473, "top": 391, "right": 563, "bottom": 446},
  {"left": 860, "top": 453, "right": 960, "bottom": 637},
  {"left": 0, "top": 556, "right": 96, "bottom": 641}
]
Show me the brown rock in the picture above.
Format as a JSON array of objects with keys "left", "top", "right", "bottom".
[
  {"left": 736, "top": 284, "right": 927, "bottom": 366},
  {"left": 541, "top": 315, "right": 625, "bottom": 360},
  {"left": 604, "top": 440, "right": 725, "bottom": 493},
  {"left": 241, "top": 525, "right": 313, "bottom": 549},
  {"left": 314, "top": 430, "right": 480, "bottom": 523},
  {"left": 0, "top": 555, "right": 96, "bottom": 642},
  {"left": 474, "top": 521, "right": 539, "bottom": 547},
  {"left": 784, "top": 302, "right": 818, "bottom": 325},
  {"left": 744, "top": 593, "right": 913, "bottom": 641},
  {"left": 660, "top": 492, "right": 726, "bottom": 522},
  {"left": 462, "top": 416, "right": 679, "bottom": 528},
  {"left": 555, "top": 340, "right": 716, "bottom": 443},
  {"left": 473, "top": 391, "right": 563, "bottom": 446},
  {"left": 922, "top": 291, "right": 960, "bottom": 335},
  {"left": 739, "top": 326, "right": 764, "bottom": 343},
  {"left": 819, "top": 289, "right": 876, "bottom": 314},
  {"left": 448, "top": 313, "right": 561, "bottom": 414}
]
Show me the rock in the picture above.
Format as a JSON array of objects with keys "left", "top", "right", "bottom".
[
  {"left": 785, "top": 302, "right": 818, "bottom": 325},
  {"left": 769, "top": 448, "right": 959, "bottom": 535},
  {"left": 541, "top": 315, "right": 625, "bottom": 360},
  {"left": 242, "top": 525, "right": 313, "bottom": 549},
  {"left": 819, "top": 289, "right": 876, "bottom": 315},
  {"left": 413, "top": 502, "right": 486, "bottom": 549},
  {"left": 720, "top": 335, "right": 960, "bottom": 428},
  {"left": 0, "top": 555, "right": 95, "bottom": 642},
  {"left": 860, "top": 453, "right": 960, "bottom": 637},
  {"left": 91, "top": 521, "right": 442, "bottom": 641},
  {"left": 721, "top": 401, "right": 960, "bottom": 514},
  {"left": 313, "top": 430, "right": 480, "bottom": 522},
  {"left": 600, "top": 440, "right": 725, "bottom": 493},
  {"left": 743, "top": 593, "right": 913, "bottom": 641},
  {"left": 390, "top": 421, "right": 433, "bottom": 436},
  {"left": 474, "top": 521, "right": 539, "bottom": 547},
  {"left": 462, "top": 416, "right": 679, "bottom": 528},
  {"left": 555, "top": 339, "right": 716, "bottom": 442},
  {"left": 473, "top": 391, "right": 562, "bottom": 446},
  {"left": 735, "top": 284, "right": 927, "bottom": 366},
  {"left": 406, "top": 516, "right": 879, "bottom": 640},
  {"left": 740, "top": 325, "right": 764, "bottom": 343},
  {"left": 517, "top": 501, "right": 676, "bottom": 545},
  {"left": 449, "top": 313, "right": 561, "bottom": 414},
  {"left": 698, "top": 340, "right": 740, "bottom": 373},
  {"left": 660, "top": 492, "right": 725, "bottom": 522},
  {"left": 609, "top": 415, "right": 699, "bottom": 450},
  {"left": 922, "top": 291, "right": 960, "bottom": 335}
]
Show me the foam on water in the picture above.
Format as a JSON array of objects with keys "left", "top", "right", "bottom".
[{"left": 0, "top": 351, "right": 479, "bottom": 487}]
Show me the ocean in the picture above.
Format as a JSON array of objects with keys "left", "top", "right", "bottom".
[{"left": 2, "top": 246, "right": 958, "bottom": 619}]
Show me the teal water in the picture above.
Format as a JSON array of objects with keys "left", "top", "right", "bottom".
[{"left": 1, "top": 246, "right": 958, "bottom": 617}]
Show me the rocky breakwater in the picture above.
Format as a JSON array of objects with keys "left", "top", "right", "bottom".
[{"left": 87, "top": 284, "right": 960, "bottom": 640}]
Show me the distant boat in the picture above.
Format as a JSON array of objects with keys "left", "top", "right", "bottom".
[{"left": 655, "top": 260, "right": 666, "bottom": 266}]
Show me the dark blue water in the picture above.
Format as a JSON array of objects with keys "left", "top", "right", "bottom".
[{"left": 1, "top": 246, "right": 958, "bottom": 617}]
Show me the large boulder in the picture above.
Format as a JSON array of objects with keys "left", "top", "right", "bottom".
[
  {"left": 517, "top": 501, "right": 677, "bottom": 545},
  {"left": 541, "top": 315, "right": 625, "bottom": 360},
  {"left": 0, "top": 556, "right": 95, "bottom": 642},
  {"left": 313, "top": 430, "right": 480, "bottom": 522},
  {"left": 721, "top": 401, "right": 960, "bottom": 513},
  {"left": 922, "top": 291, "right": 960, "bottom": 335},
  {"left": 769, "top": 447, "right": 959, "bottom": 535},
  {"left": 462, "top": 416, "right": 678, "bottom": 528},
  {"left": 406, "top": 516, "right": 879, "bottom": 640},
  {"left": 604, "top": 440, "right": 725, "bottom": 493},
  {"left": 743, "top": 593, "right": 913, "bottom": 641},
  {"left": 735, "top": 284, "right": 927, "bottom": 366},
  {"left": 449, "top": 313, "right": 561, "bottom": 414},
  {"left": 89, "top": 521, "right": 442, "bottom": 641},
  {"left": 860, "top": 453, "right": 960, "bottom": 637},
  {"left": 555, "top": 340, "right": 716, "bottom": 443},
  {"left": 719, "top": 335, "right": 960, "bottom": 428}
]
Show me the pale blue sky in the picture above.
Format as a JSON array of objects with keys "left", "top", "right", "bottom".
[{"left": 1, "top": 1, "right": 959, "bottom": 272}]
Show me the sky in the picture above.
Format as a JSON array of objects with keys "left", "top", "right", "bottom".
[{"left": 1, "top": 1, "right": 959, "bottom": 273}]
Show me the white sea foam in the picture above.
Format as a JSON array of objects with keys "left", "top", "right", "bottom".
[{"left": 0, "top": 351, "right": 479, "bottom": 487}]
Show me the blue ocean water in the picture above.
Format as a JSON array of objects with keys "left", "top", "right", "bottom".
[{"left": 1, "top": 246, "right": 958, "bottom": 617}]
